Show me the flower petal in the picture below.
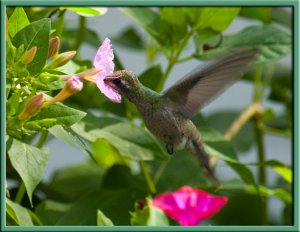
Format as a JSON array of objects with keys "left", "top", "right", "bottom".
[
  {"left": 93, "top": 37, "right": 114, "bottom": 74},
  {"left": 152, "top": 185, "right": 228, "bottom": 226},
  {"left": 96, "top": 73, "right": 121, "bottom": 103}
]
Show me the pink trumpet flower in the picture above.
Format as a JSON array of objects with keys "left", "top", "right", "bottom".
[
  {"left": 93, "top": 38, "right": 121, "bottom": 103},
  {"left": 152, "top": 186, "right": 228, "bottom": 226}
]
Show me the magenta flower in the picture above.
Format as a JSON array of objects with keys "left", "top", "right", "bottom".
[
  {"left": 152, "top": 186, "right": 228, "bottom": 226},
  {"left": 93, "top": 38, "right": 121, "bottom": 103}
]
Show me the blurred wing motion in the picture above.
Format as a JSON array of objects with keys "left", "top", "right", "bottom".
[{"left": 162, "top": 49, "right": 259, "bottom": 118}]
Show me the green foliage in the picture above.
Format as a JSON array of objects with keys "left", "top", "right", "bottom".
[
  {"left": 8, "top": 138, "right": 49, "bottom": 205},
  {"left": 130, "top": 198, "right": 169, "bottom": 226},
  {"left": 12, "top": 18, "right": 50, "bottom": 75},
  {"left": 5, "top": 6, "right": 292, "bottom": 227}
]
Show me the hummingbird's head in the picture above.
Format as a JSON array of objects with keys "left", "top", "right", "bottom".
[{"left": 104, "top": 70, "right": 139, "bottom": 98}]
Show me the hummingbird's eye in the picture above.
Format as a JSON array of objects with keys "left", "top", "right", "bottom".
[{"left": 113, "top": 78, "right": 121, "bottom": 85}]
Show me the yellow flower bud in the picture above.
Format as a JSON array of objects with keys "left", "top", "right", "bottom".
[
  {"left": 21, "top": 46, "right": 37, "bottom": 65},
  {"left": 18, "top": 93, "right": 45, "bottom": 121},
  {"left": 43, "top": 76, "right": 83, "bottom": 108},
  {"left": 47, "top": 51, "right": 77, "bottom": 69},
  {"left": 47, "top": 36, "right": 60, "bottom": 59}
]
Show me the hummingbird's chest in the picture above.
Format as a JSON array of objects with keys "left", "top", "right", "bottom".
[{"left": 137, "top": 102, "right": 191, "bottom": 145}]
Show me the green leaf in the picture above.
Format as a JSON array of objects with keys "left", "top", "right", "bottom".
[
  {"left": 12, "top": 18, "right": 50, "bottom": 75},
  {"left": 62, "top": 7, "right": 107, "bottom": 17},
  {"left": 185, "top": 7, "right": 240, "bottom": 31},
  {"left": 73, "top": 121, "right": 169, "bottom": 161},
  {"left": 97, "top": 210, "right": 114, "bottom": 226},
  {"left": 6, "top": 198, "right": 34, "bottom": 226},
  {"left": 48, "top": 125, "right": 93, "bottom": 159},
  {"left": 55, "top": 189, "right": 147, "bottom": 225},
  {"left": 139, "top": 65, "right": 162, "bottom": 91},
  {"left": 113, "top": 27, "right": 145, "bottom": 50},
  {"left": 206, "top": 111, "right": 255, "bottom": 152},
  {"left": 159, "top": 7, "right": 187, "bottom": 47},
  {"left": 196, "top": 25, "right": 291, "bottom": 63},
  {"left": 121, "top": 8, "right": 162, "bottom": 44},
  {"left": 24, "top": 103, "right": 86, "bottom": 131},
  {"left": 102, "top": 165, "right": 148, "bottom": 191},
  {"left": 239, "top": 7, "right": 272, "bottom": 24},
  {"left": 7, "top": 139, "right": 49, "bottom": 205},
  {"left": 8, "top": 7, "right": 30, "bottom": 38},
  {"left": 35, "top": 200, "right": 71, "bottom": 225},
  {"left": 46, "top": 162, "right": 105, "bottom": 202},
  {"left": 250, "top": 160, "right": 292, "bottom": 184},
  {"left": 130, "top": 198, "right": 169, "bottom": 226},
  {"left": 91, "top": 139, "right": 126, "bottom": 168}
]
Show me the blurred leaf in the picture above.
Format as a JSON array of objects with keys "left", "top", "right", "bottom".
[
  {"left": 79, "top": 122, "right": 168, "bottom": 160},
  {"left": 46, "top": 162, "right": 105, "bottom": 202},
  {"left": 12, "top": 18, "right": 50, "bottom": 76},
  {"left": 271, "top": 8, "right": 292, "bottom": 28},
  {"left": 159, "top": 7, "right": 187, "bottom": 47},
  {"left": 6, "top": 198, "right": 34, "bottom": 226},
  {"left": 130, "top": 198, "right": 169, "bottom": 226},
  {"left": 24, "top": 103, "right": 86, "bottom": 131},
  {"left": 239, "top": 7, "right": 272, "bottom": 24},
  {"left": 7, "top": 138, "right": 48, "bottom": 205},
  {"left": 8, "top": 7, "right": 30, "bottom": 38},
  {"left": 185, "top": 7, "right": 240, "bottom": 32},
  {"left": 35, "top": 200, "right": 71, "bottom": 225},
  {"left": 62, "top": 7, "right": 107, "bottom": 17},
  {"left": 138, "top": 65, "right": 162, "bottom": 91},
  {"left": 196, "top": 25, "right": 291, "bottom": 63},
  {"left": 250, "top": 160, "right": 292, "bottom": 184},
  {"left": 206, "top": 111, "right": 255, "bottom": 152},
  {"left": 121, "top": 8, "right": 162, "bottom": 44},
  {"left": 113, "top": 27, "right": 145, "bottom": 50},
  {"left": 63, "top": 28, "right": 100, "bottom": 49},
  {"left": 155, "top": 150, "right": 210, "bottom": 191},
  {"left": 48, "top": 125, "right": 94, "bottom": 159},
  {"left": 71, "top": 113, "right": 123, "bottom": 141},
  {"left": 91, "top": 138, "right": 125, "bottom": 168},
  {"left": 102, "top": 165, "right": 147, "bottom": 191},
  {"left": 97, "top": 210, "right": 114, "bottom": 226},
  {"left": 55, "top": 189, "right": 147, "bottom": 225}
]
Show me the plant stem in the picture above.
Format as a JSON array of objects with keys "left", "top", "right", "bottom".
[
  {"left": 37, "top": 130, "right": 48, "bottom": 149},
  {"left": 73, "top": 16, "right": 86, "bottom": 51},
  {"left": 157, "top": 30, "right": 195, "bottom": 92},
  {"left": 14, "top": 182, "right": 26, "bottom": 204},
  {"left": 252, "top": 65, "right": 269, "bottom": 225},
  {"left": 14, "top": 130, "right": 48, "bottom": 204},
  {"left": 139, "top": 160, "right": 157, "bottom": 194}
]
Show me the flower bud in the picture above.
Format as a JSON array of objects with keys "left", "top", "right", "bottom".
[
  {"left": 60, "top": 67, "right": 101, "bottom": 82},
  {"left": 21, "top": 46, "right": 37, "bottom": 64},
  {"left": 18, "top": 93, "right": 45, "bottom": 121},
  {"left": 39, "top": 72, "right": 60, "bottom": 84},
  {"left": 43, "top": 76, "right": 83, "bottom": 108},
  {"left": 47, "top": 51, "right": 77, "bottom": 69},
  {"left": 47, "top": 36, "right": 60, "bottom": 59}
]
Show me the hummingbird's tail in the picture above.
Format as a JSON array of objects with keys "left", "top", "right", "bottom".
[{"left": 191, "top": 140, "right": 220, "bottom": 185}]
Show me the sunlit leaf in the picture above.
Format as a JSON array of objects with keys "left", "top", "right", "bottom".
[
  {"left": 8, "top": 7, "right": 30, "bottom": 38},
  {"left": 6, "top": 198, "right": 34, "bottom": 226},
  {"left": 97, "top": 210, "right": 114, "bottom": 226},
  {"left": 62, "top": 7, "right": 107, "bottom": 17}
]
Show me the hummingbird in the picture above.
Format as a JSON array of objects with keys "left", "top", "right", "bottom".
[{"left": 104, "top": 49, "right": 258, "bottom": 182}]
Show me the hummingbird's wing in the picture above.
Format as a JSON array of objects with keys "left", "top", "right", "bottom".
[{"left": 162, "top": 49, "right": 259, "bottom": 118}]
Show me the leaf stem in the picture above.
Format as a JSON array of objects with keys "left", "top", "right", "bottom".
[
  {"left": 139, "top": 160, "right": 157, "bottom": 194},
  {"left": 73, "top": 16, "right": 86, "bottom": 51}
]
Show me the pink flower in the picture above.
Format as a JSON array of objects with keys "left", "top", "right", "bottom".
[
  {"left": 93, "top": 38, "right": 121, "bottom": 103},
  {"left": 152, "top": 186, "right": 228, "bottom": 226}
]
